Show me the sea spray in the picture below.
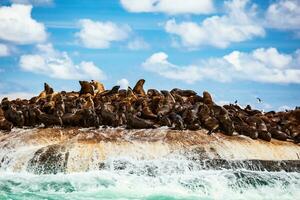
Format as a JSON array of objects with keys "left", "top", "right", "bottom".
[{"left": 0, "top": 167, "right": 299, "bottom": 200}]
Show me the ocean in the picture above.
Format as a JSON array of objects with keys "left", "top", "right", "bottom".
[{"left": 0, "top": 159, "right": 299, "bottom": 200}]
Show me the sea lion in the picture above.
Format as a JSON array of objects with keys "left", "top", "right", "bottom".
[
  {"left": 158, "top": 115, "right": 172, "bottom": 127},
  {"left": 79, "top": 81, "right": 94, "bottom": 96},
  {"left": 204, "top": 117, "right": 219, "bottom": 135},
  {"left": 100, "top": 86, "right": 120, "bottom": 97},
  {"left": 147, "top": 89, "right": 161, "bottom": 97},
  {"left": 0, "top": 108, "right": 4, "bottom": 118},
  {"left": 203, "top": 91, "right": 213, "bottom": 107},
  {"left": 255, "top": 117, "right": 272, "bottom": 142},
  {"left": 235, "top": 122, "right": 258, "bottom": 139},
  {"left": 37, "top": 83, "right": 54, "bottom": 101},
  {"left": 91, "top": 80, "right": 105, "bottom": 94},
  {"left": 182, "top": 103, "right": 201, "bottom": 129},
  {"left": 100, "top": 103, "right": 119, "bottom": 127},
  {"left": 161, "top": 90, "right": 175, "bottom": 104},
  {"left": 1, "top": 101, "right": 24, "bottom": 127},
  {"left": 35, "top": 109, "right": 62, "bottom": 127},
  {"left": 0, "top": 118, "right": 13, "bottom": 131},
  {"left": 171, "top": 88, "right": 197, "bottom": 97},
  {"left": 80, "top": 108, "right": 99, "bottom": 128},
  {"left": 141, "top": 100, "right": 157, "bottom": 120},
  {"left": 133, "top": 79, "right": 146, "bottom": 97},
  {"left": 168, "top": 112, "right": 184, "bottom": 130},
  {"left": 269, "top": 127, "right": 290, "bottom": 141},
  {"left": 126, "top": 113, "right": 155, "bottom": 129},
  {"left": 82, "top": 94, "right": 94, "bottom": 110},
  {"left": 215, "top": 106, "right": 234, "bottom": 136}
]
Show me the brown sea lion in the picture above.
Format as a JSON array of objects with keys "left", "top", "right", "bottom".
[
  {"left": 79, "top": 81, "right": 94, "bottom": 96},
  {"left": 147, "top": 89, "right": 161, "bottom": 97},
  {"left": 204, "top": 117, "right": 219, "bottom": 135},
  {"left": 214, "top": 106, "right": 234, "bottom": 136},
  {"left": 158, "top": 115, "right": 172, "bottom": 127},
  {"left": 35, "top": 109, "right": 62, "bottom": 127},
  {"left": 235, "top": 122, "right": 258, "bottom": 139},
  {"left": 126, "top": 113, "right": 155, "bottom": 129},
  {"left": 82, "top": 94, "right": 94, "bottom": 110},
  {"left": 37, "top": 83, "right": 54, "bottom": 101},
  {"left": 182, "top": 103, "right": 201, "bottom": 129},
  {"left": 1, "top": 101, "right": 24, "bottom": 127},
  {"left": 133, "top": 79, "right": 146, "bottom": 96},
  {"left": 141, "top": 100, "right": 157, "bottom": 120},
  {"left": 161, "top": 90, "right": 175, "bottom": 104},
  {"left": 91, "top": 80, "right": 105, "bottom": 94},
  {"left": 255, "top": 117, "right": 271, "bottom": 142},
  {"left": 100, "top": 103, "right": 119, "bottom": 127},
  {"left": 168, "top": 112, "right": 185, "bottom": 130},
  {"left": 171, "top": 88, "right": 197, "bottom": 97},
  {"left": 99, "top": 86, "right": 120, "bottom": 97},
  {"left": 269, "top": 127, "right": 290, "bottom": 141},
  {"left": 0, "top": 118, "right": 13, "bottom": 131},
  {"left": 203, "top": 91, "right": 213, "bottom": 107}
]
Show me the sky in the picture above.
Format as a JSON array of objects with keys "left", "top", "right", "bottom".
[{"left": 0, "top": 0, "right": 299, "bottom": 111}]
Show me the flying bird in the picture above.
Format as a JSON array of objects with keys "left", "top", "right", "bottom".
[{"left": 256, "top": 97, "right": 262, "bottom": 103}]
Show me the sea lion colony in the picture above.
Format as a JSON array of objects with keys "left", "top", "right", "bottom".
[{"left": 0, "top": 79, "right": 299, "bottom": 143}]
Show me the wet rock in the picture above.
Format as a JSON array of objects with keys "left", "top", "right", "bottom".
[{"left": 27, "top": 144, "right": 69, "bottom": 174}]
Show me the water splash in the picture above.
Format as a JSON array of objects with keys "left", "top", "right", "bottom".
[{"left": 0, "top": 167, "right": 299, "bottom": 200}]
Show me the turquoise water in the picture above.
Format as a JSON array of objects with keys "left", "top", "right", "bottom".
[{"left": 0, "top": 168, "right": 299, "bottom": 200}]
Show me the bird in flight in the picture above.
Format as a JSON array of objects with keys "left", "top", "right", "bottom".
[{"left": 257, "top": 97, "right": 262, "bottom": 103}]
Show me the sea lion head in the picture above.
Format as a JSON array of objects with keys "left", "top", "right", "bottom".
[
  {"left": 79, "top": 80, "right": 94, "bottom": 96},
  {"left": 203, "top": 91, "right": 213, "bottom": 107},
  {"left": 90, "top": 80, "right": 105, "bottom": 93},
  {"left": 44, "top": 83, "right": 54, "bottom": 95}
]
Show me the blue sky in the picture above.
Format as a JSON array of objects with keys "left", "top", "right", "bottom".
[{"left": 0, "top": 0, "right": 299, "bottom": 111}]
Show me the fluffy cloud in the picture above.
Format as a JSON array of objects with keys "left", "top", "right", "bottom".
[
  {"left": 76, "top": 19, "right": 131, "bottom": 49},
  {"left": 164, "top": 0, "right": 265, "bottom": 49},
  {"left": 127, "top": 38, "right": 150, "bottom": 50},
  {"left": 20, "top": 43, "right": 106, "bottom": 80},
  {"left": 10, "top": 0, "right": 53, "bottom": 6},
  {"left": 266, "top": 0, "right": 300, "bottom": 33},
  {"left": 120, "top": 0, "right": 214, "bottom": 14},
  {"left": 142, "top": 52, "right": 202, "bottom": 83},
  {"left": 142, "top": 48, "right": 300, "bottom": 84},
  {"left": 117, "top": 78, "right": 130, "bottom": 89},
  {"left": 0, "top": 4, "right": 47, "bottom": 44},
  {"left": 0, "top": 44, "right": 10, "bottom": 57}
]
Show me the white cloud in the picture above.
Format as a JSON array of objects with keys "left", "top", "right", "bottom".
[
  {"left": 10, "top": 0, "right": 53, "bottom": 6},
  {"left": 164, "top": 0, "right": 265, "bottom": 49},
  {"left": 120, "top": 0, "right": 214, "bottom": 14},
  {"left": 142, "top": 48, "right": 300, "bottom": 84},
  {"left": 0, "top": 44, "right": 10, "bottom": 57},
  {"left": 0, "top": 92, "right": 35, "bottom": 100},
  {"left": 0, "top": 4, "right": 47, "bottom": 44},
  {"left": 76, "top": 19, "right": 131, "bottom": 49},
  {"left": 266, "top": 0, "right": 300, "bottom": 33},
  {"left": 117, "top": 78, "right": 130, "bottom": 89},
  {"left": 19, "top": 43, "right": 106, "bottom": 80},
  {"left": 142, "top": 52, "right": 202, "bottom": 83},
  {"left": 127, "top": 38, "right": 150, "bottom": 50}
]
